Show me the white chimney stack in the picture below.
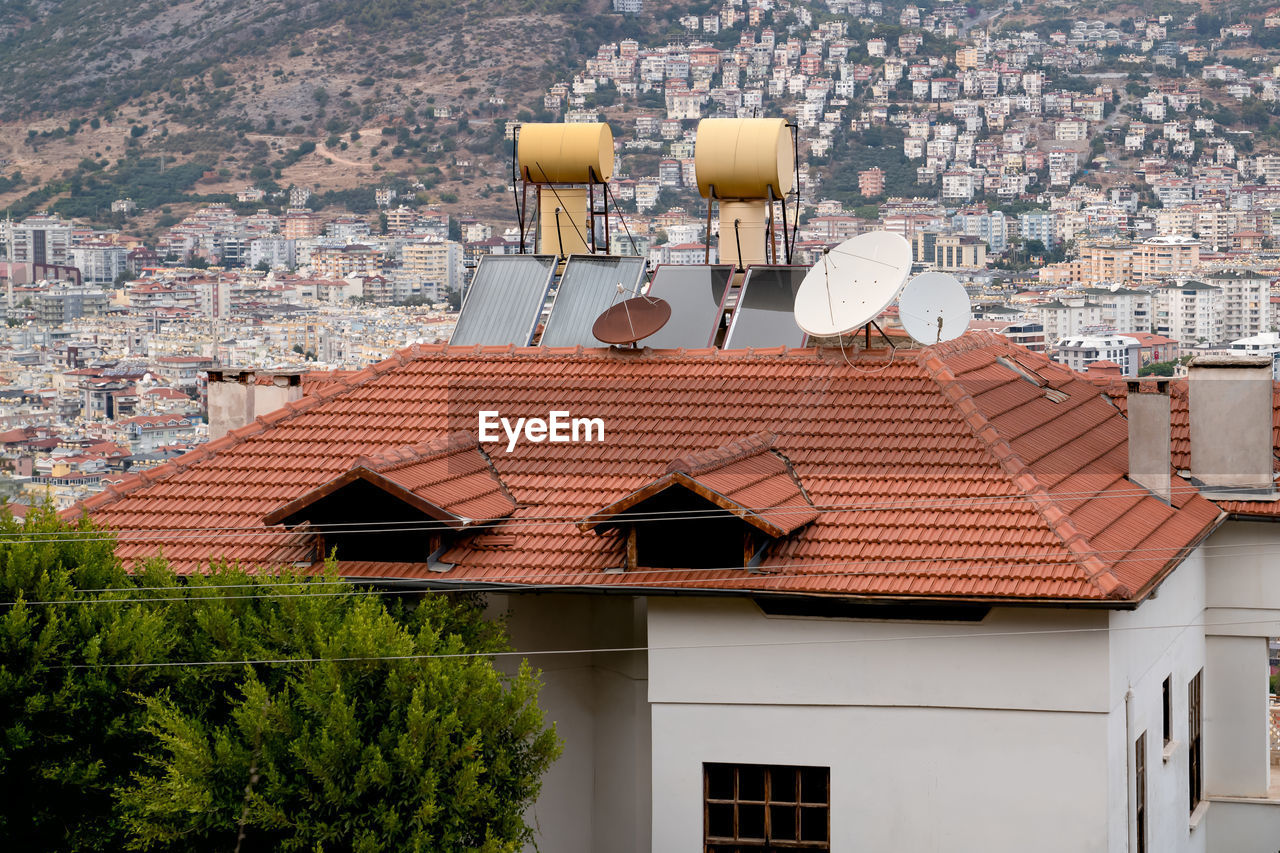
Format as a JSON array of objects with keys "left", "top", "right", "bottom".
[
  {"left": 1188, "top": 355, "right": 1274, "bottom": 495},
  {"left": 1127, "top": 379, "right": 1171, "bottom": 503}
]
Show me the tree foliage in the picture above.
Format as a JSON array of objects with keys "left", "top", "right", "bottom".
[{"left": 0, "top": 508, "right": 559, "bottom": 852}]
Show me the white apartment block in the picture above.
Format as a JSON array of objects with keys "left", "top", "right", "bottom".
[
  {"left": 1038, "top": 298, "right": 1105, "bottom": 345},
  {"left": 1204, "top": 270, "right": 1272, "bottom": 342},
  {"left": 1082, "top": 288, "right": 1155, "bottom": 334},
  {"left": 1157, "top": 281, "right": 1226, "bottom": 346},
  {"left": 69, "top": 243, "right": 129, "bottom": 285},
  {"left": 10, "top": 214, "right": 73, "bottom": 267}
]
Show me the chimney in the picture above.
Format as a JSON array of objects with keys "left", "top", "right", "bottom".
[
  {"left": 1127, "top": 379, "right": 1171, "bottom": 503},
  {"left": 1188, "top": 354, "right": 1275, "bottom": 495},
  {"left": 206, "top": 370, "right": 304, "bottom": 441}
]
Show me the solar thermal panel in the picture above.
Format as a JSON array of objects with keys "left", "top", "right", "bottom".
[
  {"left": 449, "top": 254, "right": 557, "bottom": 347},
  {"left": 539, "top": 255, "right": 648, "bottom": 347},
  {"left": 637, "top": 264, "right": 734, "bottom": 349},
  {"left": 722, "top": 265, "right": 809, "bottom": 349}
]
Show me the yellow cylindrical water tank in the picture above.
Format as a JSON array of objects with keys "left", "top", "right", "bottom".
[
  {"left": 518, "top": 123, "right": 614, "bottom": 183},
  {"left": 718, "top": 200, "right": 769, "bottom": 269},
  {"left": 694, "top": 118, "right": 794, "bottom": 199}
]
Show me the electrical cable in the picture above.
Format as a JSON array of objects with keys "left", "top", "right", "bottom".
[
  {"left": 8, "top": 537, "right": 1280, "bottom": 609},
  {"left": 50, "top": 614, "right": 1280, "bottom": 671}
]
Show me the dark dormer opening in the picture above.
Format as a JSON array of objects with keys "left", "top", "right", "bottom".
[
  {"left": 628, "top": 486, "right": 767, "bottom": 570},
  {"left": 274, "top": 477, "right": 448, "bottom": 563},
  {"left": 580, "top": 432, "right": 816, "bottom": 572},
  {"left": 264, "top": 431, "right": 515, "bottom": 565}
]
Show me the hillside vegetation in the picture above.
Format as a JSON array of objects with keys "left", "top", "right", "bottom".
[{"left": 0, "top": 0, "right": 672, "bottom": 227}]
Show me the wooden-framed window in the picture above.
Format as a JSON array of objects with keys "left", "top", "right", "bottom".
[
  {"left": 704, "top": 763, "right": 830, "bottom": 851},
  {"left": 1162, "top": 676, "right": 1172, "bottom": 745},
  {"left": 1189, "top": 669, "right": 1203, "bottom": 812},
  {"left": 1135, "top": 731, "right": 1147, "bottom": 853}
]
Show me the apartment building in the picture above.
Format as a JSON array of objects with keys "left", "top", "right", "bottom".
[
  {"left": 1082, "top": 287, "right": 1155, "bottom": 334},
  {"left": 1203, "top": 269, "right": 1272, "bottom": 342},
  {"left": 401, "top": 240, "right": 464, "bottom": 301},
  {"left": 1037, "top": 297, "right": 1104, "bottom": 344},
  {"left": 1156, "top": 280, "right": 1225, "bottom": 345},
  {"left": 1132, "top": 235, "right": 1199, "bottom": 282},
  {"left": 11, "top": 214, "right": 74, "bottom": 267}
]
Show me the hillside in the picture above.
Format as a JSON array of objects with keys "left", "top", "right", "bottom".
[{"left": 0, "top": 0, "right": 674, "bottom": 229}]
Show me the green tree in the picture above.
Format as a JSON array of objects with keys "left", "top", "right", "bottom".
[
  {"left": 0, "top": 510, "right": 560, "bottom": 852},
  {"left": 119, "top": 592, "right": 557, "bottom": 852}
]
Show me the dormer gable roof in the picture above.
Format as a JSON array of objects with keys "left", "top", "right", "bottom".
[{"left": 580, "top": 432, "right": 816, "bottom": 537}]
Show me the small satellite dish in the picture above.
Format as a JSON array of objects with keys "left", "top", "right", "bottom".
[
  {"left": 592, "top": 295, "right": 672, "bottom": 345},
  {"left": 897, "top": 272, "right": 973, "bottom": 345},
  {"left": 793, "top": 231, "right": 913, "bottom": 337}
]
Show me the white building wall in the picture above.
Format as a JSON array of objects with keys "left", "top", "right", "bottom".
[
  {"left": 491, "top": 593, "right": 650, "bottom": 853},
  {"left": 648, "top": 597, "right": 1121, "bottom": 851},
  {"left": 1201, "top": 520, "right": 1280, "bottom": 846},
  {"left": 1105, "top": 545, "right": 1208, "bottom": 853},
  {"left": 653, "top": 702, "right": 1108, "bottom": 852}
]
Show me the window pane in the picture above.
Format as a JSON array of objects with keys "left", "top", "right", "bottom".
[
  {"left": 707, "top": 764, "right": 735, "bottom": 800},
  {"left": 740, "top": 765, "right": 766, "bottom": 801},
  {"left": 707, "top": 802, "right": 734, "bottom": 839},
  {"left": 770, "top": 767, "right": 797, "bottom": 803},
  {"left": 800, "top": 806, "right": 829, "bottom": 842},
  {"left": 800, "top": 767, "right": 828, "bottom": 803},
  {"left": 739, "top": 803, "right": 766, "bottom": 840},
  {"left": 769, "top": 804, "right": 797, "bottom": 841}
]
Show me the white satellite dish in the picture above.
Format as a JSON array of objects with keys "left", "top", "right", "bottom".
[
  {"left": 793, "top": 231, "right": 913, "bottom": 337},
  {"left": 897, "top": 272, "right": 972, "bottom": 345}
]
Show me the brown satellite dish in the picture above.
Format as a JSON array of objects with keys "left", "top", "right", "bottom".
[{"left": 592, "top": 295, "right": 672, "bottom": 345}]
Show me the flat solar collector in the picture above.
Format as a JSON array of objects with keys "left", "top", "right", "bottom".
[
  {"left": 722, "top": 265, "right": 809, "bottom": 349},
  {"left": 449, "top": 254, "right": 557, "bottom": 347},
  {"left": 540, "top": 255, "right": 648, "bottom": 347},
  {"left": 637, "top": 264, "right": 734, "bottom": 349}
]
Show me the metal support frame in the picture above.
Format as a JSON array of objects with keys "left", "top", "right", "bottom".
[{"left": 704, "top": 186, "right": 716, "bottom": 265}]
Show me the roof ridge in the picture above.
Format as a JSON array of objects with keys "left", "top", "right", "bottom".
[
  {"left": 665, "top": 431, "right": 777, "bottom": 475},
  {"left": 428, "top": 342, "right": 827, "bottom": 361},
  {"left": 918, "top": 348, "right": 1130, "bottom": 600},
  {"left": 356, "top": 430, "right": 478, "bottom": 471}
]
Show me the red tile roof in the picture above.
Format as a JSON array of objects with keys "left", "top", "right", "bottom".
[{"left": 80, "top": 332, "right": 1222, "bottom": 604}]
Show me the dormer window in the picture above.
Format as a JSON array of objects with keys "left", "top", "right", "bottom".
[
  {"left": 579, "top": 433, "right": 816, "bottom": 571},
  {"left": 264, "top": 432, "right": 515, "bottom": 564}
]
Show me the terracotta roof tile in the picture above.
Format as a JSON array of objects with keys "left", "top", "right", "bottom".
[{"left": 83, "top": 332, "right": 1221, "bottom": 603}]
